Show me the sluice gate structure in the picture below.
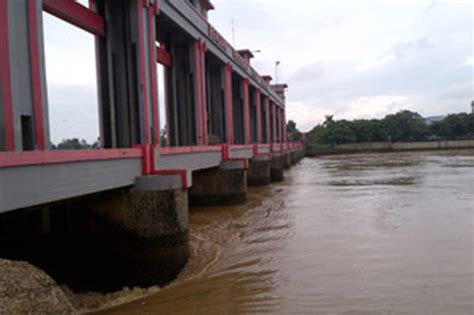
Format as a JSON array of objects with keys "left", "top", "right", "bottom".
[{"left": 0, "top": 0, "right": 304, "bottom": 291}]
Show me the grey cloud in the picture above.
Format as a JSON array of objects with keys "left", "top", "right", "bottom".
[
  {"left": 46, "top": 85, "right": 99, "bottom": 144},
  {"left": 424, "top": 1, "right": 438, "bottom": 14},
  {"left": 378, "top": 38, "right": 435, "bottom": 61}
]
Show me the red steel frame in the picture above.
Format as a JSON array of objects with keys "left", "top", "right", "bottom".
[
  {"left": 157, "top": 47, "right": 172, "bottom": 67},
  {"left": 43, "top": 0, "right": 104, "bottom": 37},
  {"left": 147, "top": 3, "right": 159, "bottom": 145},
  {"left": 225, "top": 64, "right": 234, "bottom": 144},
  {"left": 137, "top": 0, "right": 150, "bottom": 144},
  {"left": 0, "top": 143, "right": 304, "bottom": 169},
  {"left": 243, "top": 79, "right": 250, "bottom": 144},
  {"left": 0, "top": 0, "right": 15, "bottom": 151},
  {"left": 200, "top": 41, "right": 208, "bottom": 145},
  {"left": 160, "top": 145, "right": 221, "bottom": 155},
  {"left": 255, "top": 89, "right": 262, "bottom": 143},
  {"left": 194, "top": 39, "right": 203, "bottom": 145},
  {"left": 156, "top": 41, "right": 173, "bottom": 145},
  {"left": 0, "top": 148, "right": 142, "bottom": 168},
  {"left": 28, "top": 0, "right": 46, "bottom": 150}
]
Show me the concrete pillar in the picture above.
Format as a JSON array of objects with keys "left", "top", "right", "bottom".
[
  {"left": 3, "top": 0, "right": 50, "bottom": 151},
  {"left": 272, "top": 102, "right": 277, "bottom": 143},
  {"left": 88, "top": 181, "right": 189, "bottom": 291},
  {"left": 271, "top": 155, "right": 284, "bottom": 182},
  {"left": 194, "top": 39, "right": 204, "bottom": 145},
  {"left": 224, "top": 64, "right": 234, "bottom": 144},
  {"left": 290, "top": 151, "right": 298, "bottom": 165},
  {"left": 243, "top": 79, "right": 251, "bottom": 144},
  {"left": 283, "top": 153, "right": 291, "bottom": 169},
  {"left": 189, "top": 161, "right": 247, "bottom": 206},
  {"left": 265, "top": 96, "right": 271, "bottom": 143},
  {"left": 256, "top": 89, "right": 262, "bottom": 143},
  {"left": 247, "top": 157, "right": 271, "bottom": 186}
]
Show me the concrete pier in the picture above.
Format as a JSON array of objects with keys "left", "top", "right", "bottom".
[
  {"left": 291, "top": 152, "right": 299, "bottom": 165},
  {"left": 189, "top": 161, "right": 247, "bottom": 206},
  {"left": 88, "top": 183, "right": 189, "bottom": 291},
  {"left": 247, "top": 158, "right": 271, "bottom": 186},
  {"left": 0, "top": 180, "right": 190, "bottom": 292},
  {"left": 270, "top": 156, "right": 284, "bottom": 182},
  {"left": 283, "top": 153, "right": 292, "bottom": 169}
]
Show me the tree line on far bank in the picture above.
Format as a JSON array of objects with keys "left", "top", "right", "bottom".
[
  {"left": 50, "top": 110, "right": 474, "bottom": 149},
  {"left": 286, "top": 110, "right": 474, "bottom": 146},
  {"left": 51, "top": 138, "right": 99, "bottom": 150}
]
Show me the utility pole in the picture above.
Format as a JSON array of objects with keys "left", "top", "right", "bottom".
[{"left": 231, "top": 19, "right": 235, "bottom": 47}]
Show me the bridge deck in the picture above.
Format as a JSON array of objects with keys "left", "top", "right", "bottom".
[{"left": 0, "top": 143, "right": 304, "bottom": 213}]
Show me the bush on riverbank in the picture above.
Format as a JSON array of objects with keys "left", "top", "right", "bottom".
[{"left": 306, "top": 110, "right": 474, "bottom": 147}]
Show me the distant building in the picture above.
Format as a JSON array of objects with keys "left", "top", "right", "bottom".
[{"left": 471, "top": 101, "right": 474, "bottom": 114}]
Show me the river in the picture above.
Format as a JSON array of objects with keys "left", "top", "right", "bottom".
[{"left": 83, "top": 150, "right": 473, "bottom": 314}]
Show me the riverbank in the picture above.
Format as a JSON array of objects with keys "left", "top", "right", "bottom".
[{"left": 306, "top": 139, "right": 474, "bottom": 156}]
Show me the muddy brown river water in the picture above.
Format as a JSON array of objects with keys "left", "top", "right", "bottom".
[{"left": 85, "top": 150, "right": 473, "bottom": 314}]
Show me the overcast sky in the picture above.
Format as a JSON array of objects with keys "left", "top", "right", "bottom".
[{"left": 43, "top": 0, "right": 473, "bottom": 143}]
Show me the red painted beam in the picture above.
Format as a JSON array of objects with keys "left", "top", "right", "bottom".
[
  {"left": 230, "top": 144, "right": 253, "bottom": 150},
  {"left": 43, "top": 0, "right": 104, "bottom": 37},
  {"left": 160, "top": 145, "right": 221, "bottom": 155},
  {"left": 0, "top": 0, "right": 15, "bottom": 151},
  {"left": 147, "top": 5, "right": 159, "bottom": 145},
  {"left": 137, "top": 0, "right": 150, "bottom": 144},
  {"left": 200, "top": 42, "right": 208, "bottom": 145},
  {"left": 157, "top": 46, "right": 172, "bottom": 67},
  {"left": 28, "top": 0, "right": 46, "bottom": 150},
  {"left": 194, "top": 39, "right": 203, "bottom": 145},
  {"left": 0, "top": 148, "right": 142, "bottom": 168}
]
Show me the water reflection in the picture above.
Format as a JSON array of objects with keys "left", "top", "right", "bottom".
[{"left": 84, "top": 150, "right": 473, "bottom": 314}]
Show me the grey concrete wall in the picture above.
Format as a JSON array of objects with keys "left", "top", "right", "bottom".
[
  {"left": 247, "top": 159, "right": 271, "bottom": 186},
  {"left": 283, "top": 153, "right": 291, "bottom": 169},
  {"left": 155, "top": 150, "right": 223, "bottom": 187},
  {"left": 189, "top": 166, "right": 247, "bottom": 206},
  {"left": 306, "top": 140, "right": 474, "bottom": 156},
  {"left": 0, "top": 158, "right": 142, "bottom": 213},
  {"left": 343, "top": 140, "right": 474, "bottom": 151},
  {"left": 8, "top": 0, "right": 50, "bottom": 151},
  {"left": 270, "top": 156, "right": 284, "bottom": 182},
  {"left": 0, "top": 79, "right": 4, "bottom": 150}
]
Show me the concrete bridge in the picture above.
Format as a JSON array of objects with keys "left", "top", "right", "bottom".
[{"left": 0, "top": 0, "right": 304, "bottom": 291}]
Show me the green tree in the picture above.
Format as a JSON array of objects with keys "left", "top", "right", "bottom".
[
  {"left": 286, "top": 120, "right": 302, "bottom": 141},
  {"left": 305, "top": 109, "right": 473, "bottom": 147},
  {"left": 382, "top": 110, "right": 428, "bottom": 141},
  {"left": 430, "top": 113, "right": 474, "bottom": 139},
  {"left": 306, "top": 115, "right": 356, "bottom": 145},
  {"left": 55, "top": 138, "right": 94, "bottom": 150},
  {"left": 350, "top": 119, "right": 385, "bottom": 142}
]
